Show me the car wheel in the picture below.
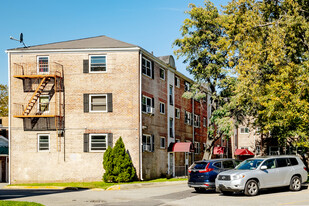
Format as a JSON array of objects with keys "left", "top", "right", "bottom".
[
  {"left": 244, "top": 180, "right": 259, "bottom": 196},
  {"left": 289, "top": 176, "right": 301, "bottom": 191},
  {"left": 194, "top": 188, "right": 206, "bottom": 193}
]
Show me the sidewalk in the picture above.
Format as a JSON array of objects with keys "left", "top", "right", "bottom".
[{"left": 2, "top": 180, "right": 187, "bottom": 191}]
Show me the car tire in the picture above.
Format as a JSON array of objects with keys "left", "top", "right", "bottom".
[
  {"left": 194, "top": 188, "right": 206, "bottom": 193},
  {"left": 244, "top": 180, "right": 259, "bottom": 196},
  {"left": 289, "top": 176, "right": 301, "bottom": 191}
]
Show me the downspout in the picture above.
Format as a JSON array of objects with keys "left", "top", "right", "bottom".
[
  {"left": 7, "top": 51, "right": 11, "bottom": 184},
  {"left": 139, "top": 51, "right": 143, "bottom": 180},
  {"left": 192, "top": 98, "right": 195, "bottom": 162}
]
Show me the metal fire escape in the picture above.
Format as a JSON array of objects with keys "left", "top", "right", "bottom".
[{"left": 13, "top": 62, "right": 64, "bottom": 151}]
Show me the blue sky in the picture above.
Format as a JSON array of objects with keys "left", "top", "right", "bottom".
[{"left": 0, "top": 0, "right": 229, "bottom": 85}]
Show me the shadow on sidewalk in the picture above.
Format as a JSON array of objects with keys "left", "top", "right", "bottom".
[{"left": 0, "top": 188, "right": 88, "bottom": 200}]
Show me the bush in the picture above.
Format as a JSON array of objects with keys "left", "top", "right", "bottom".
[{"left": 103, "top": 137, "right": 136, "bottom": 182}]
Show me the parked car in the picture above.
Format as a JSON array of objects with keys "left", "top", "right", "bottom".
[
  {"left": 188, "top": 158, "right": 241, "bottom": 192},
  {"left": 215, "top": 155, "right": 308, "bottom": 196}
]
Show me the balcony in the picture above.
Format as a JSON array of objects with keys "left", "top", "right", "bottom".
[{"left": 13, "top": 62, "right": 63, "bottom": 79}]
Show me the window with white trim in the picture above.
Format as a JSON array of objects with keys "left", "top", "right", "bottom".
[
  {"left": 203, "top": 117, "right": 207, "bottom": 127},
  {"left": 142, "top": 134, "right": 153, "bottom": 152},
  {"left": 38, "top": 134, "right": 50, "bottom": 151},
  {"left": 160, "top": 102, "right": 165, "bottom": 114},
  {"left": 142, "top": 57, "right": 152, "bottom": 78},
  {"left": 175, "top": 76, "right": 180, "bottom": 88},
  {"left": 184, "top": 81, "right": 190, "bottom": 91},
  {"left": 90, "top": 55, "right": 106, "bottom": 73},
  {"left": 240, "top": 127, "right": 249, "bottom": 134},
  {"left": 169, "top": 85, "right": 173, "bottom": 106},
  {"left": 38, "top": 95, "right": 50, "bottom": 113},
  {"left": 175, "top": 108, "right": 180, "bottom": 119},
  {"left": 90, "top": 94, "right": 107, "bottom": 112},
  {"left": 195, "top": 142, "right": 200, "bottom": 154},
  {"left": 160, "top": 137, "right": 166, "bottom": 149},
  {"left": 37, "top": 56, "right": 49, "bottom": 73},
  {"left": 142, "top": 96, "right": 153, "bottom": 113},
  {"left": 169, "top": 118, "right": 174, "bottom": 138},
  {"left": 160, "top": 68, "right": 165, "bottom": 80},
  {"left": 89, "top": 134, "right": 107, "bottom": 152},
  {"left": 194, "top": 115, "right": 200, "bottom": 127},
  {"left": 185, "top": 111, "right": 192, "bottom": 125}
]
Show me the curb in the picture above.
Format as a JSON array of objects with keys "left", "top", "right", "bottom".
[{"left": 3, "top": 180, "right": 187, "bottom": 191}]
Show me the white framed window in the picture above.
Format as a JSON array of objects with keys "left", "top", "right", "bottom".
[
  {"left": 175, "top": 76, "right": 180, "bottom": 88},
  {"left": 169, "top": 85, "right": 173, "bottom": 106},
  {"left": 194, "top": 115, "right": 200, "bottom": 127},
  {"left": 89, "top": 94, "right": 107, "bottom": 112},
  {"left": 160, "top": 68, "right": 165, "bottom": 80},
  {"left": 38, "top": 134, "right": 50, "bottom": 151},
  {"left": 142, "top": 57, "right": 152, "bottom": 78},
  {"left": 185, "top": 111, "right": 192, "bottom": 125},
  {"left": 184, "top": 81, "right": 190, "bottom": 91},
  {"left": 240, "top": 127, "right": 249, "bottom": 134},
  {"left": 89, "top": 55, "right": 107, "bottom": 73},
  {"left": 160, "top": 102, "right": 165, "bottom": 114},
  {"left": 37, "top": 56, "right": 49, "bottom": 74},
  {"left": 203, "top": 117, "right": 207, "bottom": 127},
  {"left": 142, "top": 96, "right": 153, "bottom": 113},
  {"left": 142, "top": 134, "right": 153, "bottom": 152},
  {"left": 160, "top": 137, "right": 166, "bottom": 149},
  {"left": 89, "top": 134, "right": 107, "bottom": 152},
  {"left": 38, "top": 95, "right": 50, "bottom": 113},
  {"left": 175, "top": 108, "right": 180, "bottom": 119},
  {"left": 169, "top": 118, "right": 174, "bottom": 138},
  {"left": 195, "top": 142, "right": 200, "bottom": 154}
]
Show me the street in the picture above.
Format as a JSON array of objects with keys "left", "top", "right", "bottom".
[{"left": 0, "top": 182, "right": 309, "bottom": 206}]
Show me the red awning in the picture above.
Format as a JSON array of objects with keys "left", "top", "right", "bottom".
[
  {"left": 168, "top": 142, "right": 194, "bottom": 152},
  {"left": 213, "top": 147, "right": 225, "bottom": 155},
  {"left": 235, "top": 149, "right": 254, "bottom": 156}
]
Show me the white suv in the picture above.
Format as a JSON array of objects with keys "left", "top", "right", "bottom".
[{"left": 215, "top": 155, "right": 308, "bottom": 196}]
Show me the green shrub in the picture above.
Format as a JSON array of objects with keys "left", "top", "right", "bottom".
[{"left": 103, "top": 137, "right": 136, "bottom": 182}]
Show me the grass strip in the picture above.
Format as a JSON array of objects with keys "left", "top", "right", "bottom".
[
  {"left": 10, "top": 178, "right": 187, "bottom": 190},
  {"left": 0, "top": 201, "right": 44, "bottom": 206}
]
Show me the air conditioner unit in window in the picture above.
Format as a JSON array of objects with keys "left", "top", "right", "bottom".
[
  {"left": 146, "top": 106, "right": 155, "bottom": 115},
  {"left": 143, "top": 145, "right": 151, "bottom": 152}
]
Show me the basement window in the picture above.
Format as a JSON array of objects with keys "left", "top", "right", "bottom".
[
  {"left": 37, "top": 56, "right": 49, "bottom": 73},
  {"left": 38, "top": 134, "right": 50, "bottom": 151},
  {"left": 89, "top": 134, "right": 107, "bottom": 152},
  {"left": 90, "top": 55, "right": 107, "bottom": 73}
]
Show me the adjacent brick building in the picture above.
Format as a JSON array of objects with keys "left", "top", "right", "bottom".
[{"left": 7, "top": 36, "right": 208, "bottom": 183}]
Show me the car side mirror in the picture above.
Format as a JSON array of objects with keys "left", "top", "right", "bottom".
[{"left": 260, "top": 165, "right": 267, "bottom": 170}]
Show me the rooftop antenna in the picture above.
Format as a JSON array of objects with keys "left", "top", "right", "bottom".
[{"left": 10, "top": 33, "right": 28, "bottom": 48}]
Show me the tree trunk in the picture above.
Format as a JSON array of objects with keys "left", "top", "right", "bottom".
[{"left": 203, "top": 139, "right": 215, "bottom": 160}]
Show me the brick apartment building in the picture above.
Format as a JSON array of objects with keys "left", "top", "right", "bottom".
[{"left": 7, "top": 36, "right": 208, "bottom": 183}]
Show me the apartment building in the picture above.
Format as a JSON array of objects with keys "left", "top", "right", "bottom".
[{"left": 7, "top": 35, "right": 208, "bottom": 183}]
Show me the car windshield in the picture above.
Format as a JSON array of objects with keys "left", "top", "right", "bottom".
[{"left": 235, "top": 159, "right": 263, "bottom": 170}]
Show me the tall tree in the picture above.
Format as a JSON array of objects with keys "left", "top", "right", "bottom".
[
  {"left": 174, "top": 1, "right": 239, "bottom": 159},
  {"left": 223, "top": 0, "right": 309, "bottom": 149},
  {"left": 0, "top": 84, "right": 8, "bottom": 117}
]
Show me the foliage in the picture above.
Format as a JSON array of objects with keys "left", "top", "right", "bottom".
[
  {"left": 173, "top": 0, "right": 241, "bottom": 159},
  {"left": 223, "top": 0, "right": 309, "bottom": 147},
  {"left": 0, "top": 84, "right": 8, "bottom": 116},
  {"left": 103, "top": 137, "right": 136, "bottom": 183}
]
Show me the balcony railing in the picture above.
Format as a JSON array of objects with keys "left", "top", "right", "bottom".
[
  {"left": 13, "top": 103, "right": 64, "bottom": 117},
  {"left": 13, "top": 62, "right": 63, "bottom": 77}
]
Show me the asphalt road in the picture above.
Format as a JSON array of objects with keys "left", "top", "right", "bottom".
[{"left": 0, "top": 182, "right": 309, "bottom": 206}]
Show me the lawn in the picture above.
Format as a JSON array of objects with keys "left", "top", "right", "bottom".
[
  {"left": 10, "top": 178, "right": 187, "bottom": 190},
  {"left": 0, "top": 201, "right": 44, "bottom": 206}
]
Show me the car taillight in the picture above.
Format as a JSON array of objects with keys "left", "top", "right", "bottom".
[
  {"left": 304, "top": 167, "right": 307, "bottom": 171},
  {"left": 199, "top": 163, "right": 214, "bottom": 173},
  {"left": 188, "top": 169, "right": 192, "bottom": 173}
]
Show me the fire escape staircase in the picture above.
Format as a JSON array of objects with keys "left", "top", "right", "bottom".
[{"left": 23, "top": 77, "right": 51, "bottom": 116}]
